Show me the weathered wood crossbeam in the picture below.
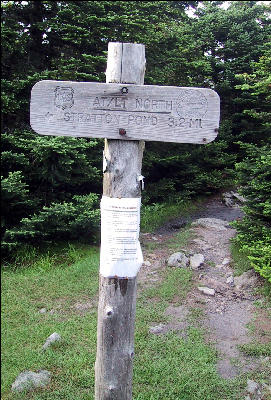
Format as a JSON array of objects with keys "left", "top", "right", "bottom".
[{"left": 31, "top": 81, "right": 219, "bottom": 144}]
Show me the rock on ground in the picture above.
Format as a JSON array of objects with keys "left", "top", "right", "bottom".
[
  {"left": 149, "top": 324, "right": 167, "bottom": 335},
  {"left": 222, "top": 191, "right": 246, "bottom": 207},
  {"left": 226, "top": 275, "right": 234, "bottom": 285},
  {"left": 42, "top": 332, "right": 61, "bottom": 350},
  {"left": 11, "top": 370, "right": 51, "bottom": 392},
  {"left": 222, "top": 192, "right": 235, "bottom": 207},
  {"left": 190, "top": 253, "right": 204, "bottom": 270},
  {"left": 234, "top": 270, "right": 259, "bottom": 290},
  {"left": 143, "top": 260, "right": 151, "bottom": 267},
  {"left": 198, "top": 287, "right": 215, "bottom": 296},
  {"left": 192, "top": 218, "right": 230, "bottom": 231},
  {"left": 167, "top": 252, "right": 189, "bottom": 268},
  {"left": 247, "top": 379, "right": 260, "bottom": 395},
  {"left": 201, "top": 277, "right": 227, "bottom": 292}
]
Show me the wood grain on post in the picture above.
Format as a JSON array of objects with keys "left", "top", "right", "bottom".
[{"left": 95, "top": 42, "right": 145, "bottom": 400}]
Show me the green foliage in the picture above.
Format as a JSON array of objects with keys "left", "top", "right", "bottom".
[
  {"left": 232, "top": 145, "right": 271, "bottom": 282},
  {"left": 233, "top": 220, "right": 271, "bottom": 281},
  {"left": 1, "top": 171, "right": 37, "bottom": 231},
  {"left": 1, "top": 129, "right": 102, "bottom": 201},
  {"left": 239, "top": 342, "right": 271, "bottom": 357},
  {"left": 2, "top": 194, "right": 100, "bottom": 255},
  {"left": 1, "top": 128, "right": 102, "bottom": 255},
  {"left": 2, "top": 1, "right": 271, "bottom": 258},
  {"left": 143, "top": 136, "right": 237, "bottom": 202},
  {"left": 141, "top": 196, "right": 198, "bottom": 233},
  {"left": 231, "top": 37, "right": 271, "bottom": 282}
]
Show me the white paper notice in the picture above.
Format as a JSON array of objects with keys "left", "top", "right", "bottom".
[{"left": 100, "top": 196, "right": 143, "bottom": 278}]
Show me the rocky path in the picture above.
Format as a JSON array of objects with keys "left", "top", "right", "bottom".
[{"left": 138, "top": 193, "right": 271, "bottom": 399}]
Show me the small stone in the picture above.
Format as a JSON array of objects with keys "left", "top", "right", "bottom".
[
  {"left": 11, "top": 370, "right": 51, "bottom": 392},
  {"left": 143, "top": 260, "right": 151, "bottom": 267},
  {"left": 226, "top": 275, "right": 234, "bottom": 285},
  {"left": 149, "top": 324, "right": 166, "bottom": 334},
  {"left": 235, "top": 270, "right": 258, "bottom": 290},
  {"left": 190, "top": 254, "right": 205, "bottom": 270},
  {"left": 231, "top": 192, "right": 246, "bottom": 203},
  {"left": 222, "top": 258, "right": 231, "bottom": 265},
  {"left": 42, "top": 332, "right": 61, "bottom": 350},
  {"left": 198, "top": 287, "right": 215, "bottom": 296},
  {"left": 202, "top": 277, "right": 227, "bottom": 292},
  {"left": 152, "top": 237, "right": 158, "bottom": 241},
  {"left": 222, "top": 192, "right": 235, "bottom": 207},
  {"left": 39, "top": 308, "right": 47, "bottom": 314},
  {"left": 167, "top": 252, "right": 189, "bottom": 268},
  {"left": 247, "top": 379, "right": 259, "bottom": 395},
  {"left": 148, "top": 253, "right": 156, "bottom": 259}
]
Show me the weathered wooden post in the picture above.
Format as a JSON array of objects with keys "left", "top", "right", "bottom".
[
  {"left": 30, "top": 40, "right": 220, "bottom": 400},
  {"left": 95, "top": 42, "right": 146, "bottom": 399}
]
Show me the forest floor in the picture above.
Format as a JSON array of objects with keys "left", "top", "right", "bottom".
[
  {"left": 138, "top": 193, "right": 271, "bottom": 387},
  {"left": 2, "top": 194, "right": 271, "bottom": 400}
]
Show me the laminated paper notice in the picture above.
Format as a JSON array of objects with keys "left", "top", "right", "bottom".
[{"left": 100, "top": 196, "right": 143, "bottom": 278}]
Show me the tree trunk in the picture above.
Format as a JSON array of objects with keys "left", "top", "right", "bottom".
[{"left": 95, "top": 42, "right": 145, "bottom": 399}]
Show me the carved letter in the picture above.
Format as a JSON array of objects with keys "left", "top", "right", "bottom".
[
  {"left": 93, "top": 97, "right": 100, "bottom": 107},
  {"left": 136, "top": 116, "right": 142, "bottom": 125},
  {"left": 64, "top": 112, "right": 71, "bottom": 121},
  {"left": 105, "top": 114, "right": 112, "bottom": 123},
  {"left": 136, "top": 98, "right": 142, "bottom": 109},
  {"left": 151, "top": 116, "right": 158, "bottom": 125}
]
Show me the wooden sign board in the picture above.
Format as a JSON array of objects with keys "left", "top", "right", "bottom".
[{"left": 30, "top": 80, "right": 220, "bottom": 144}]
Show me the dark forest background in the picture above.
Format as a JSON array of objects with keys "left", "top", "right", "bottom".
[{"left": 1, "top": 1, "right": 270, "bottom": 279}]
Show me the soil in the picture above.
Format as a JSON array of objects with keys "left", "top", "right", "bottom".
[{"left": 138, "top": 193, "right": 271, "bottom": 381}]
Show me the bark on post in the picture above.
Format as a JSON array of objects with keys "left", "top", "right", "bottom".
[{"left": 95, "top": 42, "right": 146, "bottom": 400}]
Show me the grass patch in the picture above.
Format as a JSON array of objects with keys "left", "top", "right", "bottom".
[
  {"left": 165, "top": 226, "right": 193, "bottom": 251},
  {"left": 142, "top": 241, "right": 161, "bottom": 252},
  {"left": 2, "top": 242, "right": 93, "bottom": 273},
  {"left": 141, "top": 198, "right": 200, "bottom": 233},
  {"left": 238, "top": 342, "right": 271, "bottom": 357},
  {"left": 256, "top": 282, "right": 271, "bottom": 304},
  {"left": 1, "top": 245, "right": 99, "bottom": 399},
  {"left": 145, "top": 268, "right": 193, "bottom": 303},
  {"left": 207, "top": 261, "right": 216, "bottom": 268},
  {"left": 231, "top": 243, "right": 252, "bottom": 276},
  {"left": 1, "top": 239, "right": 258, "bottom": 400}
]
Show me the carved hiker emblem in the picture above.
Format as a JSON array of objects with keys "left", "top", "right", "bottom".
[{"left": 54, "top": 87, "right": 74, "bottom": 109}]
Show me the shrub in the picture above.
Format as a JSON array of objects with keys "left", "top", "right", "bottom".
[
  {"left": 2, "top": 194, "right": 100, "bottom": 255},
  {"left": 232, "top": 144, "right": 271, "bottom": 282},
  {"left": 1, "top": 171, "right": 38, "bottom": 232}
]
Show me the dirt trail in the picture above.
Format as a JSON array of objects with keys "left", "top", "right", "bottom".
[{"left": 138, "top": 194, "right": 271, "bottom": 381}]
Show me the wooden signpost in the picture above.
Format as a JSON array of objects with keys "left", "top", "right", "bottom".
[
  {"left": 30, "top": 81, "right": 219, "bottom": 144},
  {"left": 30, "top": 42, "right": 220, "bottom": 399}
]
